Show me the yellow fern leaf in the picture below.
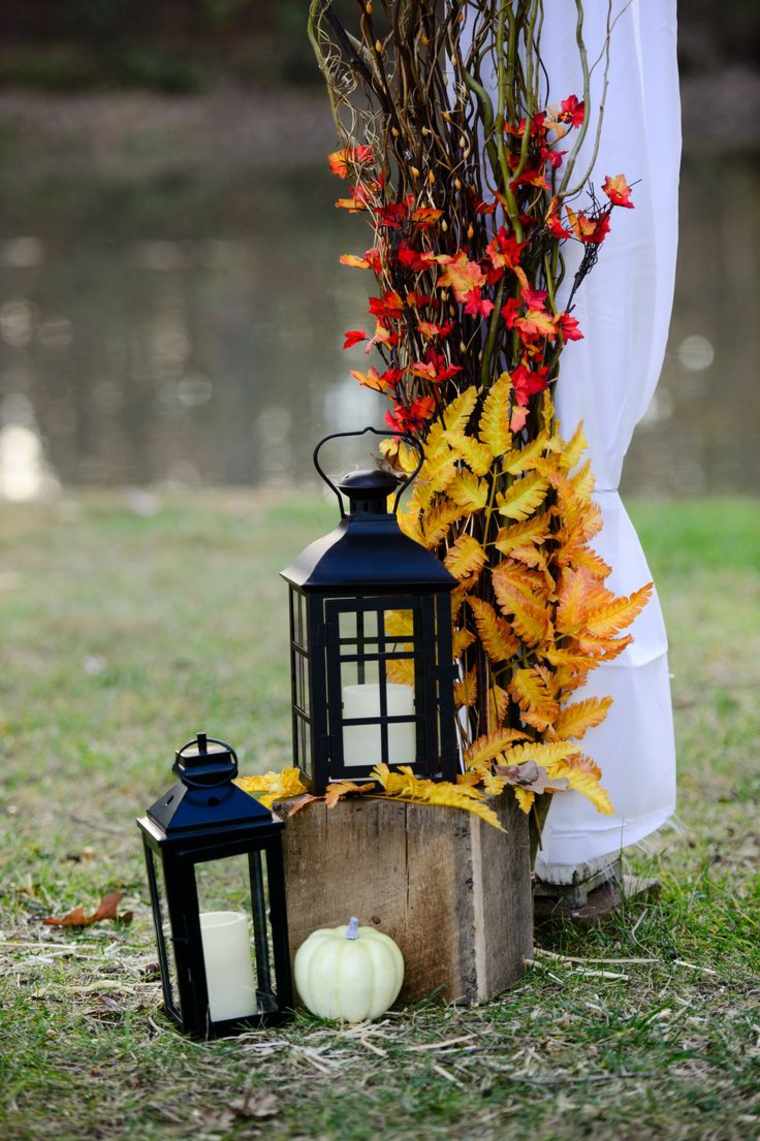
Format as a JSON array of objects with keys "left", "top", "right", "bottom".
[
  {"left": 452, "top": 626, "right": 477, "bottom": 657},
  {"left": 454, "top": 667, "right": 478, "bottom": 708},
  {"left": 502, "top": 432, "right": 550, "bottom": 475},
  {"left": 569, "top": 458, "right": 595, "bottom": 502},
  {"left": 508, "top": 668, "right": 560, "bottom": 731},
  {"left": 444, "top": 533, "right": 487, "bottom": 581},
  {"left": 487, "top": 684, "right": 509, "bottom": 734},
  {"left": 500, "top": 740, "right": 580, "bottom": 768},
  {"left": 397, "top": 503, "right": 424, "bottom": 544},
  {"left": 552, "top": 696, "right": 613, "bottom": 741},
  {"left": 514, "top": 787, "right": 535, "bottom": 814},
  {"left": 479, "top": 371, "right": 512, "bottom": 458},
  {"left": 555, "top": 568, "right": 613, "bottom": 636},
  {"left": 584, "top": 582, "right": 653, "bottom": 638},
  {"left": 468, "top": 596, "right": 520, "bottom": 662},
  {"left": 370, "top": 764, "right": 504, "bottom": 830},
  {"left": 421, "top": 497, "right": 468, "bottom": 548},
  {"left": 546, "top": 754, "right": 614, "bottom": 814},
  {"left": 323, "top": 781, "right": 374, "bottom": 808},
  {"left": 494, "top": 511, "right": 552, "bottom": 555},
  {"left": 448, "top": 471, "right": 489, "bottom": 511},
  {"left": 465, "top": 728, "right": 529, "bottom": 771},
  {"left": 491, "top": 565, "right": 550, "bottom": 646},
  {"left": 571, "top": 545, "right": 612, "bottom": 580},
  {"left": 559, "top": 421, "right": 588, "bottom": 471},
  {"left": 498, "top": 472, "right": 549, "bottom": 521},
  {"left": 426, "top": 386, "right": 478, "bottom": 459},
  {"left": 236, "top": 767, "right": 308, "bottom": 807},
  {"left": 444, "top": 430, "right": 493, "bottom": 476},
  {"left": 379, "top": 437, "right": 420, "bottom": 475}
]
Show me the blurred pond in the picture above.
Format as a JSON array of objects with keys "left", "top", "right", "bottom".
[{"left": 0, "top": 126, "right": 757, "bottom": 499}]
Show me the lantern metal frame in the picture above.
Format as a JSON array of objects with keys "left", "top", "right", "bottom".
[
  {"left": 282, "top": 428, "right": 460, "bottom": 795},
  {"left": 137, "top": 734, "right": 293, "bottom": 1039}
]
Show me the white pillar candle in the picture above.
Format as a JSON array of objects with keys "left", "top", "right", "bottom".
[
  {"left": 199, "top": 910, "right": 258, "bottom": 1022},
  {"left": 341, "top": 682, "right": 416, "bottom": 768}
]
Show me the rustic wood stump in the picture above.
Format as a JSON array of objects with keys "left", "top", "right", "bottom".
[{"left": 281, "top": 792, "right": 532, "bottom": 1006}]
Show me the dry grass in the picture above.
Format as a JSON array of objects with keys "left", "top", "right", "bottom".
[{"left": 0, "top": 492, "right": 758, "bottom": 1140}]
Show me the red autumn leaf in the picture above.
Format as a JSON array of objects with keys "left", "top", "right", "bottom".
[
  {"left": 411, "top": 206, "right": 443, "bottom": 229},
  {"left": 44, "top": 891, "right": 125, "bottom": 928},
  {"left": 377, "top": 201, "right": 409, "bottom": 228},
  {"left": 521, "top": 287, "right": 548, "bottom": 310},
  {"left": 386, "top": 395, "right": 436, "bottom": 433},
  {"left": 328, "top": 146, "right": 374, "bottom": 178},
  {"left": 602, "top": 174, "right": 634, "bottom": 209},
  {"left": 405, "top": 291, "right": 433, "bottom": 309},
  {"left": 369, "top": 321, "right": 399, "bottom": 349},
  {"left": 343, "top": 329, "right": 367, "bottom": 350},
  {"left": 486, "top": 227, "right": 526, "bottom": 271},
  {"left": 556, "top": 312, "right": 584, "bottom": 342},
  {"left": 512, "top": 362, "right": 550, "bottom": 406},
  {"left": 475, "top": 198, "right": 497, "bottom": 215},
  {"left": 546, "top": 197, "right": 571, "bottom": 239},
  {"left": 368, "top": 291, "right": 405, "bottom": 320},
  {"left": 560, "top": 94, "right": 585, "bottom": 127},
  {"left": 463, "top": 289, "right": 495, "bottom": 319},
  {"left": 501, "top": 296, "right": 521, "bottom": 329},
  {"left": 409, "top": 360, "right": 437, "bottom": 381},
  {"left": 417, "top": 320, "right": 454, "bottom": 341},
  {"left": 540, "top": 144, "right": 564, "bottom": 170},
  {"left": 515, "top": 309, "right": 556, "bottom": 339},
  {"left": 511, "top": 166, "right": 549, "bottom": 190},
  {"left": 591, "top": 211, "right": 612, "bottom": 243},
  {"left": 397, "top": 241, "right": 435, "bottom": 272}
]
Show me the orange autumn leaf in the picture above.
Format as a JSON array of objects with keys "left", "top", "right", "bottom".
[
  {"left": 454, "top": 667, "right": 478, "bottom": 708},
  {"left": 339, "top": 253, "right": 372, "bottom": 269},
  {"left": 551, "top": 696, "right": 613, "bottom": 741},
  {"left": 44, "top": 891, "right": 126, "bottom": 928},
  {"left": 444, "top": 533, "right": 487, "bottom": 581},
  {"left": 508, "top": 667, "right": 560, "bottom": 731},
  {"left": 328, "top": 146, "right": 374, "bottom": 178},
  {"left": 435, "top": 251, "right": 486, "bottom": 301},
  {"left": 602, "top": 173, "right": 634, "bottom": 208},
  {"left": 324, "top": 781, "right": 374, "bottom": 808}
]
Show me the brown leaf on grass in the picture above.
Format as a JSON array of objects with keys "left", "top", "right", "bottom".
[{"left": 43, "top": 890, "right": 126, "bottom": 928}]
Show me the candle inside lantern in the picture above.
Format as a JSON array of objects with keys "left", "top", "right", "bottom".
[
  {"left": 199, "top": 911, "right": 258, "bottom": 1022},
  {"left": 341, "top": 682, "right": 416, "bottom": 767}
]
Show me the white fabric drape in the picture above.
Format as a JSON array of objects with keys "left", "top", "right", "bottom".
[{"left": 532, "top": 0, "right": 681, "bottom": 876}]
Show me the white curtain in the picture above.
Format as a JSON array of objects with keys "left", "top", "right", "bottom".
[{"left": 533, "top": 0, "right": 680, "bottom": 878}]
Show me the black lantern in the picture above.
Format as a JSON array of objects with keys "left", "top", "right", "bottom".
[
  {"left": 137, "top": 733, "right": 292, "bottom": 1038},
  {"left": 281, "top": 427, "right": 459, "bottom": 795}
]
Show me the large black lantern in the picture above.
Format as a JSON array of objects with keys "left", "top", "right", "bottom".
[
  {"left": 137, "top": 734, "right": 292, "bottom": 1038},
  {"left": 281, "top": 427, "right": 459, "bottom": 795}
]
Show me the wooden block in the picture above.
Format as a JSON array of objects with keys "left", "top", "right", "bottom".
[{"left": 281, "top": 792, "right": 532, "bottom": 1006}]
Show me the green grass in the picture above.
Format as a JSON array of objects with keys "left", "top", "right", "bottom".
[{"left": 0, "top": 493, "right": 758, "bottom": 1140}]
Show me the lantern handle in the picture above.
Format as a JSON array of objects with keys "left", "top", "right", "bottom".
[
  {"left": 312, "top": 427, "right": 424, "bottom": 518},
  {"left": 173, "top": 733, "right": 239, "bottom": 789}
]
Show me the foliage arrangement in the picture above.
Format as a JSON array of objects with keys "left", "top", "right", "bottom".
[{"left": 303, "top": 0, "right": 651, "bottom": 831}]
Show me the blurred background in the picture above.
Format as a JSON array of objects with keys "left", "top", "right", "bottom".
[{"left": 0, "top": 0, "right": 757, "bottom": 501}]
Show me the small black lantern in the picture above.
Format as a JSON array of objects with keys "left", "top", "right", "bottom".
[
  {"left": 281, "top": 427, "right": 459, "bottom": 795},
  {"left": 137, "top": 733, "right": 292, "bottom": 1038}
]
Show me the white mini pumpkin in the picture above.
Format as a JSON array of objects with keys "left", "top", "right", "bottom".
[{"left": 294, "top": 917, "right": 404, "bottom": 1022}]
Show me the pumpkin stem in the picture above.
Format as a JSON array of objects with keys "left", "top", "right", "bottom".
[{"left": 345, "top": 916, "right": 360, "bottom": 940}]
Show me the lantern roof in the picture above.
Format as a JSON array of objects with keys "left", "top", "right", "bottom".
[
  {"left": 143, "top": 734, "right": 283, "bottom": 839},
  {"left": 281, "top": 513, "right": 457, "bottom": 592}
]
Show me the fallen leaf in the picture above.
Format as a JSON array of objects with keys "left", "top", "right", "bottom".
[
  {"left": 230, "top": 1091, "right": 279, "bottom": 1120},
  {"left": 43, "top": 891, "right": 125, "bottom": 928}
]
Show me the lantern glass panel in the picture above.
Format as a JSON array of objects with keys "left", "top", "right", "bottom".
[
  {"left": 328, "top": 598, "right": 420, "bottom": 771},
  {"left": 193, "top": 852, "right": 278, "bottom": 1022},
  {"left": 145, "top": 846, "right": 182, "bottom": 1019}
]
